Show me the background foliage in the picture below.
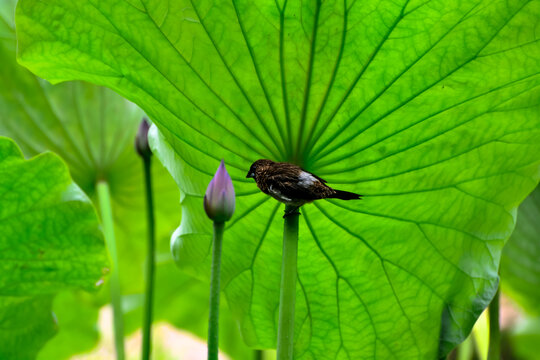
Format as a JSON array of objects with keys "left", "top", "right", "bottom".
[
  {"left": 0, "top": 0, "right": 536, "bottom": 358},
  {"left": 0, "top": 1, "right": 251, "bottom": 358},
  {"left": 500, "top": 186, "right": 540, "bottom": 316},
  {"left": 14, "top": 0, "right": 540, "bottom": 358}
]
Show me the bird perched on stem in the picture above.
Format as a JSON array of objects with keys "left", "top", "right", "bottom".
[{"left": 246, "top": 159, "right": 362, "bottom": 217}]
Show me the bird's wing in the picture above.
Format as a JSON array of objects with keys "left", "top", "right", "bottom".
[
  {"left": 267, "top": 169, "right": 333, "bottom": 201},
  {"left": 275, "top": 162, "right": 328, "bottom": 183},
  {"left": 303, "top": 169, "right": 327, "bottom": 183}
]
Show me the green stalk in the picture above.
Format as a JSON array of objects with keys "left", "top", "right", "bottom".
[
  {"left": 208, "top": 221, "right": 225, "bottom": 360},
  {"left": 97, "top": 181, "right": 125, "bottom": 360},
  {"left": 457, "top": 335, "right": 473, "bottom": 360},
  {"left": 255, "top": 349, "right": 264, "bottom": 360},
  {"left": 276, "top": 205, "right": 299, "bottom": 360},
  {"left": 141, "top": 157, "right": 156, "bottom": 360},
  {"left": 487, "top": 288, "right": 500, "bottom": 360}
]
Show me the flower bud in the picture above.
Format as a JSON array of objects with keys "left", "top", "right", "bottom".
[
  {"left": 135, "top": 118, "right": 152, "bottom": 158},
  {"left": 204, "top": 160, "right": 235, "bottom": 222}
]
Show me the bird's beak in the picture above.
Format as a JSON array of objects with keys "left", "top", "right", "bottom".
[{"left": 246, "top": 172, "right": 254, "bottom": 179}]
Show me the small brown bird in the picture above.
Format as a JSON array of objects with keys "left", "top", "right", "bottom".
[{"left": 246, "top": 159, "right": 362, "bottom": 216}]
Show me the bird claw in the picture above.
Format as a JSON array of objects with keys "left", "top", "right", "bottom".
[{"left": 283, "top": 207, "right": 301, "bottom": 218}]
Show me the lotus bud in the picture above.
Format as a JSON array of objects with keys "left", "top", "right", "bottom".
[
  {"left": 135, "top": 118, "right": 152, "bottom": 158},
  {"left": 204, "top": 160, "right": 235, "bottom": 222}
]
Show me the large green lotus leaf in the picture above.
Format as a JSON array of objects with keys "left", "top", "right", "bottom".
[
  {"left": 0, "top": 136, "right": 108, "bottom": 360},
  {"left": 16, "top": 0, "right": 540, "bottom": 358},
  {"left": 0, "top": 4, "right": 252, "bottom": 358},
  {"left": 500, "top": 186, "right": 540, "bottom": 315}
]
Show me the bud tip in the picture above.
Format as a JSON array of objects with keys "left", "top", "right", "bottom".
[
  {"left": 204, "top": 159, "right": 235, "bottom": 222},
  {"left": 135, "top": 118, "right": 151, "bottom": 158}
]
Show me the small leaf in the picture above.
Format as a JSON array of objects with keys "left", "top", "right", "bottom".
[
  {"left": 37, "top": 291, "right": 100, "bottom": 360},
  {"left": 0, "top": 137, "right": 108, "bottom": 359}
]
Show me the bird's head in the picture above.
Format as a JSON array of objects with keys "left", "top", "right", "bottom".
[{"left": 246, "top": 159, "right": 274, "bottom": 180}]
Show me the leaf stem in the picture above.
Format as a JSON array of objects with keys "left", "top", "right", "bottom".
[
  {"left": 255, "top": 349, "right": 264, "bottom": 360},
  {"left": 457, "top": 334, "right": 473, "bottom": 360},
  {"left": 97, "top": 181, "right": 125, "bottom": 360},
  {"left": 141, "top": 156, "right": 156, "bottom": 360},
  {"left": 487, "top": 288, "right": 500, "bottom": 360},
  {"left": 208, "top": 221, "right": 225, "bottom": 360},
  {"left": 276, "top": 205, "right": 299, "bottom": 360}
]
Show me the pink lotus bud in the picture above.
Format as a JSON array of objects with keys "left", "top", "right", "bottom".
[{"left": 204, "top": 160, "right": 235, "bottom": 222}]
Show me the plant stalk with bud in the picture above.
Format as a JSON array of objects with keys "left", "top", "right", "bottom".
[
  {"left": 204, "top": 160, "right": 235, "bottom": 360},
  {"left": 135, "top": 119, "right": 155, "bottom": 360}
]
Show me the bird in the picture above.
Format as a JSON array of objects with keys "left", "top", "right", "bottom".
[{"left": 246, "top": 159, "right": 362, "bottom": 217}]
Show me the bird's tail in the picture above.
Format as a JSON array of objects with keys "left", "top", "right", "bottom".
[{"left": 329, "top": 190, "right": 362, "bottom": 200}]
